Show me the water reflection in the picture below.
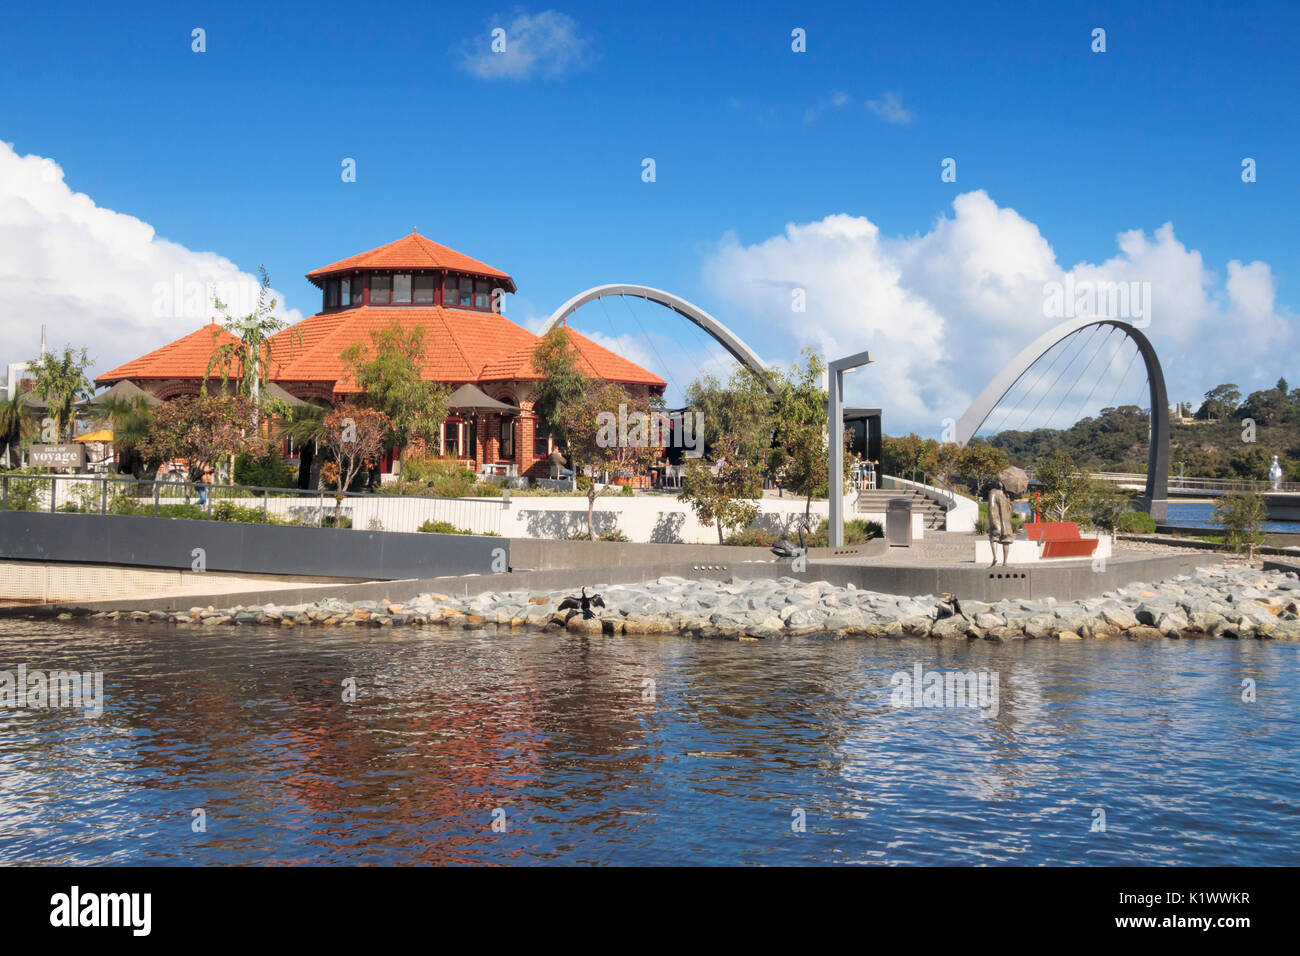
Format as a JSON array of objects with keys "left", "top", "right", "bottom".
[{"left": 0, "top": 620, "right": 1296, "bottom": 865}]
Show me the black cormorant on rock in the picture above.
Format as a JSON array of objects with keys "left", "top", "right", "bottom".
[
  {"left": 933, "top": 592, "right": 965, "bottom": 621},
  {"left": 558, "top": 587, "right": 606, "bottom": 619}
]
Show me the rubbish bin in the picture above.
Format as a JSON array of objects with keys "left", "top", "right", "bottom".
[{"left": 886, "top": 497, "right": 913, "bottom": 547}]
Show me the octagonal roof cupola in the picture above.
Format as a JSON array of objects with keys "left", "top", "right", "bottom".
[{"left": 305, "top": 228, "right": 516, "bottom": 293}]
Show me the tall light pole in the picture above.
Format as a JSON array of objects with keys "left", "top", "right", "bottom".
[{"left": 827, "top": 349, "right": 874, "bottom": 547}]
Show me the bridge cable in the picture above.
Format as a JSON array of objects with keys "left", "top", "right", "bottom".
[
  {"left": 994, "top": 324, "right": 1104, "bottom": 436},
  {"left": 981, "top": 329, "right": 1085, "bottom": 437},
  {"left": 1068, "top": 333, "right": 1135, "bottom": 427},
  {"left": 1098, "top": 340, "right": 1143, "bottom": 416},
  {"left": 615, "top": 293, "right": 689, "bottom": 403},
  {"left": 1042, "top": 325, "right": 1118, "bottom": 430}
]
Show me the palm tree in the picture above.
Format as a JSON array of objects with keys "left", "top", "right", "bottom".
[
  {"left": 94, "top": 395, "right": 154, "bottom": 476},
  {"left": 277, "top": 403, "right": 327, "bottom": 489},
  {"left": 0, "top": 393, "right": 34, "bottom": 468}
]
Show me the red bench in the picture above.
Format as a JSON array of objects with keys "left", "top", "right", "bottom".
[{"left": 1023, "top": 522, "right": 1099, "bottom": 558}]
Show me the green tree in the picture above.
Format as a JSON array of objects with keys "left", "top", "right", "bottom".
[
  {"left": 341, "top": 320, "right": 450, "bottom": 467},
  {"left": 1212, "top": 491, "right": 1268, "bottom": 558},
  {"left": 1035, "top": 449, "right": 1093, "bottom": 523},
  {"left": 922, "top": 441, "right": 964, "bottom": 485},
  {"left": 1197, "top": 384, "right": 1241, "bottom": 421},
  {"left": 28, "top": 346, "right": 93, "bottom": 442},
  {"left": 530, "top": 327, "right": 588, "bottom": 436},
  {"left": 0, "top": 393, "right": 34, "bottom": 467},
  {"left": 204, "top": 267, "right": 299, "bottom": 419},
  {"left": 769, "top": 350, "right": 848, "bottom": 523},
  {"left": 956, "top": 440, "right": 1009, "bottom": 493},
  {"left": 94, "top": 394, "right": 154, "bottom": 476},
  {"left": 322, "top": 404, "right": 390, "bottom": 523},
  {"left": 882, "top": 433, "right": 936, "bottom": 477},
  {"left": 140, "top": 394, "right": 269, "bottom": 482},
  {"left": 683, "top": 364, "right": 775, "bottom": 466},
  {"left": 556, "top": 378, "right": 657, "bottom": 539},
  {"left": 678, "top": 432, "right": 763, "bottom": 543}
]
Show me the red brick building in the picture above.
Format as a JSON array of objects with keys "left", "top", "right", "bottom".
[{"left": 97, "top": 231, "right": 665, "bottom": 478}]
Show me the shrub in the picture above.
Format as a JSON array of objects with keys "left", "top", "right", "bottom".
[
  {"left": 1113, "top": 511, "right": 1156, "bottom": 534},
  {"left": 416, "top": 519, "right": 498, "bottom": 536},
  {"left": 807, "top": 517, "right": 880, "bottom": 546},
  {"left": 401, "top": 456, "right": 477, "bottom": 497},
  {"left": 1, "top": 470, "right": 46, "bottom": 511},
  {"left": 726, "top": 526, "right": 776, "bottom": 547},
  {"left": 234, "top": 453, "right": 296, "bottom": 491},
  {"left": 726, "top": 518, "right": 881, "bottom": 547},
  {"left": 1212, "top": 491, "right": 1268, "bottom": 558},
  {"left": 564, "top": 527, "right": 627, "bottom": 541}
]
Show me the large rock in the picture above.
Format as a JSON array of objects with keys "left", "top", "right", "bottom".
[{"left": 1101, "top": 607, "right": 1139, "bottom": 630}]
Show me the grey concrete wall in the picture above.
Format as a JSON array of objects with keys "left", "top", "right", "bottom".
[
  {"left": 506, "top": 536, "right": 884, "bottom": 571},
  {"left": 11, "top": 545, "right": 1214, "bottom": 617},
  {"left": 0, "top": 512, "right": 507, "bottom": 582}
]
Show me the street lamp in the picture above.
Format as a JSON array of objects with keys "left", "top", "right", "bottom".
[{"left": 827, "top": 349, "right": 874, "bottom": 548}]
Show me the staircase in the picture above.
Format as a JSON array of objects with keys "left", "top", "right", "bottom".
[{"left": 855, "top": 488, "right": 949, "bottom": 530}]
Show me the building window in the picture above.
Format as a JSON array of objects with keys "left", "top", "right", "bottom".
[
  {"left": 474, "top": 280, "right": 492, "bottom": 310},
  {"left": 413, "top": 275, "right": 435, "bottom": 304},
  {"left": 371, "top": 275, "right": 391, "bottom": 305},
  {"left": 443, "top": 274, "right": 457, "bottom": 307},
  {"left": 443, "top": 421, "right": 460, "bottom": 458},
  {"left": 532, "top": 420, "right": 550, "bottom": 458},
  {"left": 340, "top": 277, "right": 352, "bottom": 307},
  {"left": 325, "top": 279, "right": 340, "bottom": 309},
  {"left": 499, "top": 418, "right": 514, "bottom": 459},
  {"left": 393, "top": 274, "right": 412, "bottom": 304}
]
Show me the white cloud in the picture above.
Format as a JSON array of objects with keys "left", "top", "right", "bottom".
[
  {"left": 702, "top": 191, "right": 1295, "bottom": 436},
  {"left": 865, "top": 92, "right": 913, "bottom": 125},
  {"left": 803, "top": 90, "right": 851, "bottom": 125},
  {"left": 457, "top": 10, "right": 595, "bottom": 81},
  {"left": 0, "top": 141, "right": 303, "bottom": 384}
]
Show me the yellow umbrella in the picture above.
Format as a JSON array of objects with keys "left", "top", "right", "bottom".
[{"left": 74, "top": 429, "right": 114, "bottom": 443}]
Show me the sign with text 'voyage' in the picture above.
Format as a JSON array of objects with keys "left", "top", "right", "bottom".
[{"left": 30, "top": 443, "right": 85, "bottom": 469}]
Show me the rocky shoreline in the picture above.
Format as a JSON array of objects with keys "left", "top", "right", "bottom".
[{"left": 79, "top": 563, "right": 1300, "bottom": 642}]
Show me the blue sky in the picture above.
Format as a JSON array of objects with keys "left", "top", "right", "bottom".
[{"left": 2, "top": 0, "right": 1295, "bottom": 432}]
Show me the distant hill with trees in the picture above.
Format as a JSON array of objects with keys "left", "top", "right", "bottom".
[
  {"left": 990, "top": 377, "right": 1300, "bottom": 479},
  {"left": 885, "top": 377, "right": 1300, "bottom": 482}
]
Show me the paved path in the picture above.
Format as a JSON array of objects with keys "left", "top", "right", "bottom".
[{"left": 819, "top": 531, "right": 1178, "bottom": 569}]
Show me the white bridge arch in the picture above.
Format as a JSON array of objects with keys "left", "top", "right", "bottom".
[
  {"left": 954, "top": 316, "right": 1170, "bottom": 520},
  {"left": 541, "top": 284, "right": 771, "bottom": 386}
]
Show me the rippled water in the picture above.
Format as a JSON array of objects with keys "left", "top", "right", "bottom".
[
  {"left": 1, "top": 620, "right": 1297, "bottom": 865},
  {"left": 1165, "top": 501, "right": 1298, "bottom": 533}
]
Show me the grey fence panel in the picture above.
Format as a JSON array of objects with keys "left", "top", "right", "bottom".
[{"left": 0, "top": 512, "right": 508, "bottom": 581}]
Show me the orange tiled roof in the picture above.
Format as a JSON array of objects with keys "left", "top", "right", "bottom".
[
  {"left": 267, "top": 307, "right": 537, "bottom": 391},
  {"left": 478, "top": 326, "right": 666, "bottom": 387},
  {"left": 266, "top": 309, "right": 664, "bottom": 393},
  {"left": 96, "top": 322, "right": 246, "bottom": 385},
  {"left": 305, "top": 230, "right": 516, "bottom": 292}
]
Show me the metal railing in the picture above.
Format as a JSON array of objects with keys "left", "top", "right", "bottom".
[
  {"left": 1084, "top": 472, "right": 1300, "bottom": 494},
  {"left": 0, "top": 473, "right": 507, "bottom": 535},
  {"left": 879, "top": 468, "right": 959, "bottom": 510}
]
